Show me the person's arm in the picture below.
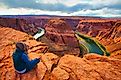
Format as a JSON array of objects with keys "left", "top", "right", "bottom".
[
  {"left": 22, "top": 53, "right": 40, "bottom": 64},
  {"left": 22, "top": 53, "right": 30, "bottom": 63}
]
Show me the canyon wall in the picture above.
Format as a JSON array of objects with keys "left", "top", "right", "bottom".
[
  {"left": 76, "top": 19, "right": 121, "bottom": 54},
  {"left": 0, "top": 16, "right": 121, "bottom": 55},
  {"left": 0, "top": 26, "right": 121, "bottom": 80},
  {"left": 0, "top": 16, "right": 121, "bottom": 80}
]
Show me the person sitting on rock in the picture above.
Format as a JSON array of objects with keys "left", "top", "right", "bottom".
[{"left": 12, "top": 42, "right": 40, "bottom": 74}]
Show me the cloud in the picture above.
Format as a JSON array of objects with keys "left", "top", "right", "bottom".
[
  {"left": 0, "top": 7, "right": 120, "bottom": 17},
  {"left": 89, "top": 0, "right": 121, "bottom": 9},
  {"left": 70, "top": 8, "right": 121, "bottom": 17},
  {"left": 0, "top": 0, "right": 90, "bottom": 12},
  {"left": 0, "top": 0, "right": 121, "bottom": 17},
  {"left": 0, "top": 8, "right": 67, "bottom": 15},
  {"left": 36, "top": 0, "right": 90, "bottom": 6}
]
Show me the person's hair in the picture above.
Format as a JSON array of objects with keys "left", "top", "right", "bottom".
[{"left": 16, "top": 42, "right": 28, "bottom": 52}]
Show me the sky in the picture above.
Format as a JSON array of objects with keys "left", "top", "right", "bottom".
[{"left": 0, "top": 0, "right": 121, "bottom": 17}]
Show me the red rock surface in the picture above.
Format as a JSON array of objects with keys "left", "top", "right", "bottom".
[
  {"left": 77, "top": 19, "right": 116, "bottom": 37},
  {"left": 76, "top": 19, "right": 121, "bottom": 55},
  {"left": 42, "top": 19, "right": 80, "bottom": 56},
  {"left": 0, "top": 16, "right": 121, "bottom": 80},
  {"left": 0, "top": 17, "right": 38, "bottom": 35},
  {"left": 51, "top": 54, "right": 121, "bottom": 80},
  {"left": 0, "top": 25, "right": 121, "bottom": 80}
]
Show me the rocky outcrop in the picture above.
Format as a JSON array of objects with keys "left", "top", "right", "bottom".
[
  {"left": 104, "top": 21, "right": 121, "bottom": 54},
  {"left": 76, "top": 19, "right": 116, "bottom": 37},
  {"left": 0, "top": 27, "right": 56, "bottom": 80},
  {"left": 0, "top": 16, "right": 121, "bottom": 80},
  {"left": 0, "top": 16, "right": 80, "bottom": 35},
  {"left": 42, "top": 19, "right": 80, "bottom": 56},
  {"left": 0, "top": 27, "right": 121, "bottom": 80},
  {"left": 0, "top": 17, "right": 38, "bottom": 35},
  {"left": 0, "top": 16, "right": 120, "bottom": 55},
  {"left": 76, "top": 19, "right": 121, "bottom": 55},
  {"left": 18, "top": 16, "right": 49, "bottom": 29},
  {"left": 51, "top": 54, "right": 121, "bottom": 80},
  {"left": 100, "top": 21, "right": 121, "bottom": 41}
]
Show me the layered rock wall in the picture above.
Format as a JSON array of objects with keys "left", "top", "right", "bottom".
[{"left": 0, "top": 27, "right": 121, "bottom": 80}]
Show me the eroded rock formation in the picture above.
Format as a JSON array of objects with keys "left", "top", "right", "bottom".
[
  {"left": 0, "top": 16, "right": 121, "bottom": 80},
  {"left": 76, "top": 19, "right": 121, "bottom": 55},
  {"left": 0, "top": 17, "right": 38, "bottom": 35},
  {"left": 41, "top": 19, "right": 80, "bottom": 56},
  {"left": 0, "top": 26, "right": 121, "bottom": 80}
]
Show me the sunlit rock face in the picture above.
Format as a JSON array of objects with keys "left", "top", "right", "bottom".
[
  {"left": 0, "top": 27, "right": 121, "bottom": 80},
  {"left": 76, "top": 19, "right": 116, "bottom": 37},
  {"left": 76, "top": 19, "right": 121, "bottom": 55},
  {"left": 43, "top": 19, "right": 80, "bottom": 56},
  {"left": 0, "top": 16, "right": 121, "bottom": 56},
  {"left": 0, "top": 16, "right": 121, "bottom": 80}
]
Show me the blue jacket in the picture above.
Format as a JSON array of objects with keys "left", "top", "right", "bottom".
[{"left": 12, "top": 48, "right": 40, "bottom": 71}]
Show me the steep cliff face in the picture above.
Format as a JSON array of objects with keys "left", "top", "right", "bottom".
[
  {"left": 77, "top": 19, "right": 116, "bottom": 37},
  {"left": 0, "top": 27, "right": 121, "bottom": 80},
  {"left": 103, "top": 21, "right": 121, "bottom": 54},
  {"left": 43, "top": 19, "right": 80, "bottom": 56},
  {"left": 0, "top": 17, "right": 38, "bottom": 35},
  {"left": 100, "top": 21, "right": 121, "bottom": 41},
  {"left": 76, "top": 19, "right": 121, "bottom": 54},
  {"left": 0, "top": 17, "right": 121, "bottom": 55},
  {"left": 0, "top": 17, "right": 80, "bottom": 56},
  {"left": 18, "top": 16, "right": 49, "bottom": 29},
  {"left": 0, "top": 17, "right": 20, "bottom": 30}
]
